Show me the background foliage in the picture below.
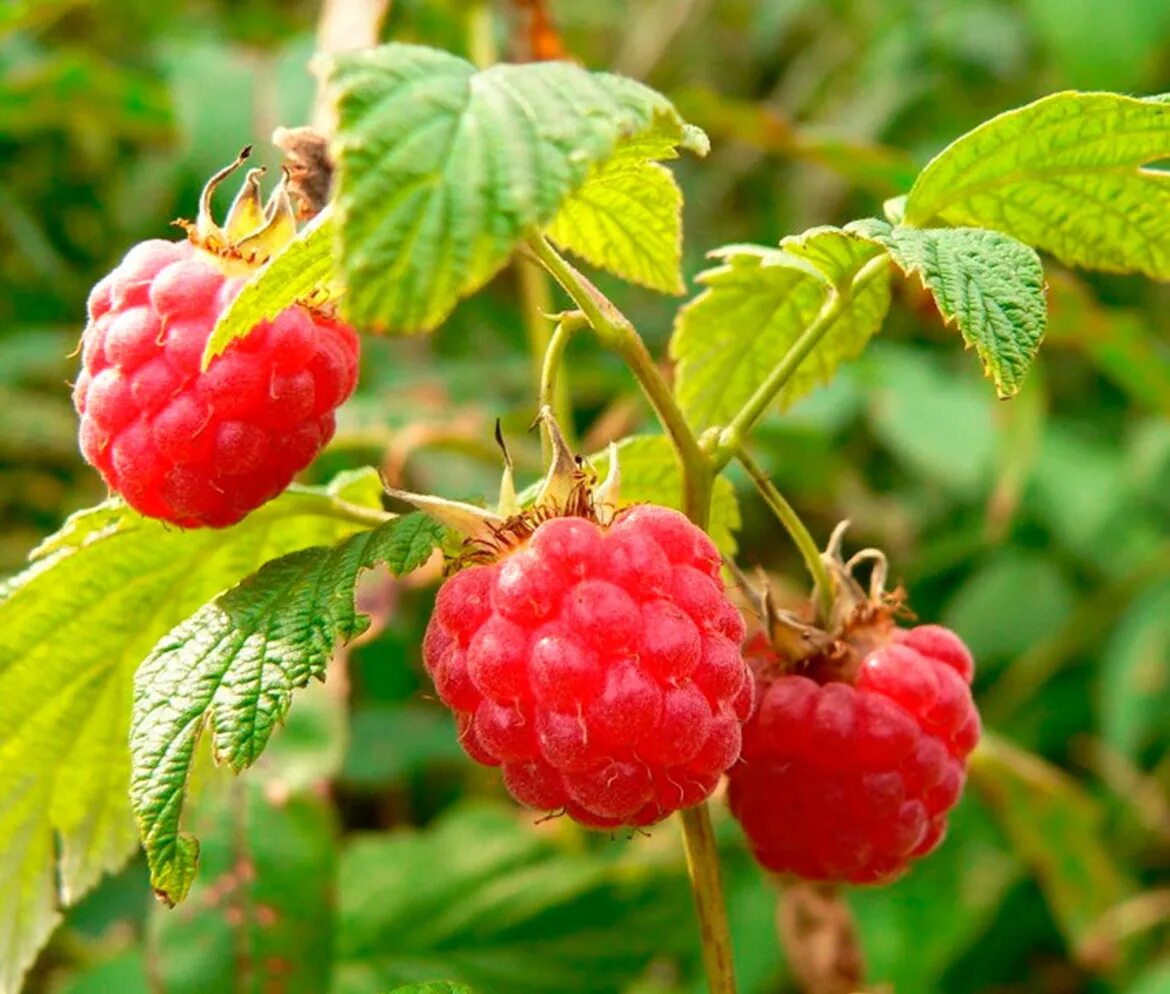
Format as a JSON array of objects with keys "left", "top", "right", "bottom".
[{"left": 2, "top": 1, "right": 1170, "bottom": 992}]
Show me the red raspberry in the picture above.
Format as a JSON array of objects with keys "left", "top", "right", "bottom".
[
  {"left": 728, "top": 624, "right": 979, "bottom": 883},
  {"left": 74, "top": 238, "right": 359, "bottom": 527},
  {"left": 423, "top": 505, "right": 753, "bottom": 829}
]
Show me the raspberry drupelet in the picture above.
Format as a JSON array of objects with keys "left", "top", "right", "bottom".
[
  {"left": 727, "top": 531, "right": 981, "bottom": 884},
  {"left": 74, "top": 148, "right": 359, "bottom": 528}
]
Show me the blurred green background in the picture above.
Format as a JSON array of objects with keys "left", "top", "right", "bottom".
[{"left": 3, "top": 1, "right": 1170, "bottom": 992}]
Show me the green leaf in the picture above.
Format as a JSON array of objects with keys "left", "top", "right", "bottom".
[
  {"left": 546, "top": 124, "right": 708, "bottom": 294},
  {"left": 671, "top": 227, "right": 891, "bottom": 431},
  {"left": 904, "top": 91, "right": 1170, "bottom": 278},
  {"left": 853, "top": 221, "right": 1047, "bottom": 397},
  {"left": 333, "top": 803, "right": 695, "bottom": 994},
  {"left": 201, "top": 209, "right": 338, "bottom": 367},
  {"left": 0, "top": 470, "right": 383, "bottom": 994},
  {"left": 328, "top": 43, "right": 704, "bottom": 332},
  {"left": 588, "top": 435, "right": 741, "bottom": 556},
  {"left": 149, "top": 782, "right": 336, "bottom": 994},
  {"left": 969, "top": 733, "right": 1134, "bottom": 963},
  {"left": 131, "top": 512, "right": 442, "bottom": 905}
]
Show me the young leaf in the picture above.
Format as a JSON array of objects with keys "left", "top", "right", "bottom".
[
  {"left": 853, "top": 220, "right": 1047, "bottom": 397},
  {"left": 0, "top": 470, "right": 385, "bottom": 994},
  {"left": 671, "top": 227, "right": 891, "bottom": 431},
  {"left": 328, "top": 43, "right": 705, "bottom": 332},
  {"left": 586, "top": 435, "right": 741, "bottom": 555},
  {"left": 148, "top": 783, "right": 337, "bottom": 994},
  {"left": 201, "top": 208, "right": 338, "bottom": 367},
  {"left": 904, "top": 91, "right": 1170, "bottom": 278},
  {"left": 545, "top": 124, "right": 708, "bottom": 294},
  {"left": 333, "top": 803, "right": 696, "bottom": 994},
  {"left": 969, "top": 733, "right": 1134, "bottom": 965}
]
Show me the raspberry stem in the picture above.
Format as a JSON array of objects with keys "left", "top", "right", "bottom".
[
  {"left": 735, "top": 446, "right": 834, "bottom": 623},
  {"left": 680, "top": 805, "right": 738, "bottom": 994},
  {"left": 525, "top": 232, "right": 714, "bottom": 528}
]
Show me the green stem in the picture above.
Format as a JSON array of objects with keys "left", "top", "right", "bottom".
[
  {"left": 327, "top": 499, "right": 395, "bottom": 529},
  {"left": 680, "top": 805, "right": 738, "bottom": 994},
  {"left": 521, "top": 256, "right": 574, "bottom": 443},
  {"left": 539, "top": 312, "right": 585, "bottom": 416},
  {"left": 465, "top": 0, "right": 497, "bottom": 67},
  {"left": 736, "top": 446, "right": 832, "bottom": 622},
  {"left": 710, "top": 254, "right": 889, "bottom": 471},
  {"left": 525, "top": 230, "right": 734, "bottom": 994},
  {"left": 524, "top": 231, "right": 713, "bottom": 526}
]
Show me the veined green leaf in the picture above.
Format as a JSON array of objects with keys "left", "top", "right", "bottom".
[
  {"left": 328, "top": 43, "right": 705, "bottom": 332},
  {"left": 671, "top": 227, "right": 891, "bottom": 431},
  {"left": 587, "top": 435, "right": 740, "bottom": 556},
  {"left": 201, "top": 208, "right": 339, "bottom": 367},
  {"left": 0, "top": 469, "right": 385, "bottom": 994},
  {"left": 904, "top": 91, "right": 1170, "bottom": 278},
  {"left": 546, "top": 124, "right": 707, "bottom": 294},
  {"left": 969, "top": 733, "right": 1134, "bottom": 964},
  {"left": 131, "top": 511, "right": 441, "bottom": 905},
  {"left": 852, "top": 220, "right": 1047, "bottom": 397}
]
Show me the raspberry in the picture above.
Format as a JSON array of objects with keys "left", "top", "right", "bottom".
[
  {"left": 422, "top": 505, "right": 751, "bottom": 829},
  {"left": 74, "top": 238, "right": 359, "bottom": 527},
  {"left": 729, "top": 624, "right": 979, "bottom": 883}
]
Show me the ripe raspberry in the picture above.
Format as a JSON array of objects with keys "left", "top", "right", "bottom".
[
  {"left": 423, "top": 505, "right": 753, "bottom": 829},
  {"left": 729, "top": 624, "right": 979, "bottom": 884},
  {"left": 75, "top": 238, "right": 359, "bottom": 527}
]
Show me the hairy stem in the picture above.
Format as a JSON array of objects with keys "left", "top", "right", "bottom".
[
  {"left": 680, "top": 805, "right": 738, "bottom": 994},
  {"left": 524, "top": 232, "right": 713, "bottom": 526},
  {"left": 539, "top": 312, "right": 585, "bottom": 416},
  {"left": 711, "top": 254, "right": 889, "bottom": 471},
  {"left": 736, "top": 446, "right": 832, "bottom": 621}
]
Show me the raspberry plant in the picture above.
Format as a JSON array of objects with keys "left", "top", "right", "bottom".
[{"left": 3, "top": 12, "right": 1170, "bottom": 994}]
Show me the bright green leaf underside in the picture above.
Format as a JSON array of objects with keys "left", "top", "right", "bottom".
[
  {"left": 905, "top": 91, "right": 1170, "bottom": 278},
  {"left": 546, "top": 126, "right": 704, "bottom": 294},
  {"left": 853, "top": 220, "right": 1047, "bottom": 397},
  {"left": 671, "top": 226, "right": 891, "bottom": 431},
  {"left": 328, "top": 43, "right": 705, "bottom": 333},
  {"left": 131, "top": 511, "right": 442, "bottom": 905},
  {"left": 201, "top": 209, "right": 338, "bottom": 367},
  {"left": 0, "top": 470, "right": 385, "bottom": 994}
]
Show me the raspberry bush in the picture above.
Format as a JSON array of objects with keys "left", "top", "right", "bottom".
[{"left": 2, "top": 8, "right": 1169, "bottom": 994}]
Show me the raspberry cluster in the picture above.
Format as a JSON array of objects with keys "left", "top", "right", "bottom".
[
  {"left": 74, "top": 238, "right": 359, "bottom": 527},
  {"left": 729, "top": 623, "right": 980, "bottom": 883},
  {"left": 423, "top": 505, "right": 753, "bottom": 829}
]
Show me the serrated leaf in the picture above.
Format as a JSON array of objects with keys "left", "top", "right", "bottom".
[
  {"left": 586, "top": 435, "right": 740, "bottom": 556},
  {"left": 333, "top": 803, "right": 695, "bottom": 994},
  {"left": 201, "top": 209, "right": 339, "bottom": 367},
  {"left": 131, "top": 512, "right": 442, "bottom": 905},
  {"left": 671, "top": 227, "right": 891, "bottom": 431},
  {"left": 904, "top": 91, "right": 1170, "bottom": 278},
  {"left": 328, "top": 43, "right": 703, "bottom": 332},
  {"left": 969, "top": 733, "right": 1134, "bottom": 963},
  {"left": 546, "top": 124, "right": 703, "bottom": 294},
  {"left": 0, "top": 470, "right": 385, "bottom": 994},
  {"left": 854, "top": 221, "right": 1047, "bottom": 397}
]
